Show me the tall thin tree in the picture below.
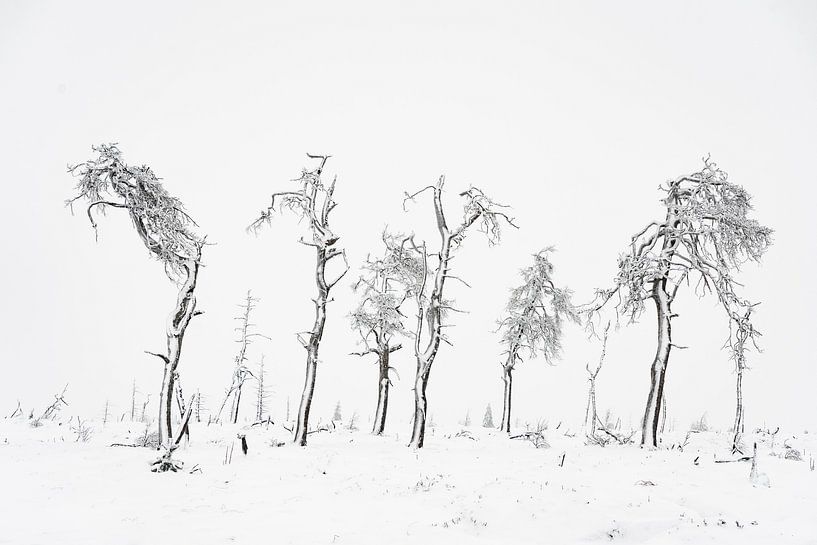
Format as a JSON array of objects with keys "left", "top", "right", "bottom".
[
  {"left": 67, "top": 144, "right": 206, "bottom": 461},
  {"left": 400, "top": 177, "right": 516, "bottom": 448},
  {"left": 215, "top": 291, "right": 267, "bottom": 424},
  {"left": 496, "top": 249, "right": 577, "bottom": 434},
  {"left": 248, "top": 154, "right": 349, "bottom": 446},
  {"left": 584, "top": 158, "right": 772, "bottom": 448}
]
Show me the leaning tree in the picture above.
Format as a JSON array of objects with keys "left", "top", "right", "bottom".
[
  {"left": 248, "top": 154, "right": 349, "bottom": 446},
  {"left": 496, "top": 248, "right": 577, "bottom": 434},
  {"left": 67, "top": 143, "right": 205, "bottom": 466},
  {"left": 401, "top": 177, "right": 516, "bottom": 448},
  {"left": 350, "top": 232, "right": 414, "bottom": 435},
  {"left": 585, "top": 158, "right": 772, "bottom": 449}
]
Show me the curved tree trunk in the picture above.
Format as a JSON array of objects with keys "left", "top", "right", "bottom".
[
  {"left": 294, "top": 248, "right": 328, "bottom": 446},
  {"left": 158, "top": 257, "right": 200, "bottom": 449},
  {"left": 500, "top": 365, "right": 513, "bottom": 433},
  {"left": 372, "top": 348, "right": 390, "bottom": 435},
  {"left": 409, "top": 363, "right": 430, "bottom": 448},
  {"left": 641, "top": 277, "right": 672, "bottom": 448}
]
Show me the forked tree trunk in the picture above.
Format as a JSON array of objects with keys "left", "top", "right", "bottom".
[
  {"left": 409, "top": 363, "right": 431, "bottom": 448},
  {"left": 641, "top": 277, "right": 672, "bottom": 448},
  {"left": 293, "top": 248, "right": 328, "bottom": 446},
  {"left": 500, "top": 364, "right": 513, "bottom": 433},
  {"left": 158, "top": 257, "right": 200, "bottom": 448},
  {"left": 372, "top": 347, "right": 390, "bottom": 435}
]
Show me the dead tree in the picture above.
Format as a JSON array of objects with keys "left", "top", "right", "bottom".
[
  {"left": 140, "top": 393, "right": 151, "bottom": 422},
  {"left": 102, "top": 400, "right": 110, "bottom": 427},
  {"left": 583, "top": 158, "right": 772, "bottom": 448},
  {"left": 401, "top": 177, "right": 517, "bottom": 448},
  {"left": 67, "top": 143, "right": 206, "bottom": 453},
  {"left": 730, "top": 306, "right": 756, "bottom": 452},
  {"left": 130, "top": 379, "right": 138, "bottom": 421},
  {"left": 215, "top": 291, "right": 267, "bottom": 424},
  {"left": 36, "top": 385, "right": 69, "bottom": 424},
  {"left": 350, "top": 232, "right": 412, "bottom": 435},
  {"left": 248, "top": 154, "right": 349, "bottom": 446},
  {"left": 255, "top": 355, "right": 271, "bottom": 422},
  {"left": 496, "top": 249, "right": 577, "bottom": 434},
  {"left": 195, "top": 389, "right": 204, "bottom": 423},
  {"left": 584, "top": 322, "right": 610, "bottom": 439}
]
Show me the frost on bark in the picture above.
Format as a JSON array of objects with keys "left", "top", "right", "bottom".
[
  {"left": 67, "top": 144, "right": 206, "bottom": 461},
  {"left": 583, "top": 158, "right": 772, "bottom": 448},
  {"left": 496, "top": 249, "right": 577, "bottom": 435},
  {"left": 350, "top": 232, "right": 412, "bottom": 436},
  {"left": 400, "top": 177, "right": 517, "bottom": 448},
  {"left": 248, "top": 154, "right": 349, "bottom": 446}
]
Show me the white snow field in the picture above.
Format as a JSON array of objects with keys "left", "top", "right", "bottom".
[{"left": 1, "top": 418, "right": 815, "bottom": 545}]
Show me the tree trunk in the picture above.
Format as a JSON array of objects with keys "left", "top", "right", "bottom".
[
  {"left": 641, "top": 277, "right": 672, "bottom": 448},
  {"left": 230, "top": 385, "right": 242, "bottom": 424},
  {"left": 158, "top": 258, "right": 200, "bottom": 449},
  {"left": 372, "top": 348, "right": 390, "bottom": 435},
  {"left": 409, "top": 363, "right": 430, "bottom": 448},
  {"left": 293, "top": 248, "right": 328, "bottom": 447},
  {"left": 500, "top": 365, "right": 513, "bottom": 434},
  {"left": 732, "top": 366, "right": 744, "bottom": 452}
]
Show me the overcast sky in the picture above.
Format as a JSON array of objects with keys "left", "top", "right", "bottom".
[{"left": 1, "top": 1, "right": 815, "bottom": 435}]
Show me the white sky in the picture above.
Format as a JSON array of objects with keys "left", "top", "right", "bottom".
[{"left": 1, "top": 1, "right": 815, "bottom": 434}]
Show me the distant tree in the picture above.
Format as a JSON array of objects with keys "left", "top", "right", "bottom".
[
  {"left": 130, "top": 379, "right": 138, "bottom": 421},
  {"left": 255, "top": 355, "right": 271, "bottom": 422},
  {"left": 67, "top": 144, "right": 205, "bottom": 464},
  {"left": 585, "top": 158, "right": 772, "bottom": 448},
  {"left": 497, "top": 249, "right": 577, "bottom": 434},
  {"left": 400, "top": 177, "right": 516, "bottom": 448},
  {"left": 102, "top": 399, "right": 110, "bottom": 427},
  {"left": 351, "top": 232, "right": 413, "bottom": 435},
  {"left": 215, "top": 291, "right": 267, "bottom": 424},
  {"left": 332, "top": 401, "right": 343, "bottom": 422},
  {"left": 249, "top": 155, "right": 349, "bottom": 446},
  {"left": 482, "top": 404, "right": 494, "bottom": 428},
  {"left": 463, "top": 410, "right": 472, "bottom": 427}
]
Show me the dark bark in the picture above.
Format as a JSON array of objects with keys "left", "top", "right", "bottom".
[
  {"left": 158, "top": 257, "right": 200, "bottom": 448},
  {"left": 641, "top": 277, "right": 672, "bottom": 448},
  {"left": 372, "top": 347, "right": 390, "bottom": 435}
]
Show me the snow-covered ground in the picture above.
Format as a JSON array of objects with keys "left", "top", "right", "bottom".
[{"left": 1, "top": 417, "right": 815, "bottom": 545}]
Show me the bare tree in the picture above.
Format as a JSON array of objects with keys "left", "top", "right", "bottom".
[
  {"left": 67, "top": 144, "right": 206, "bottom": 457},
  {"left": 102, "top": 399, "right": 110, "bottom": 427},
  {"left": 400, "top": 177, "right": 517, "bottom": 448},
  {"left": 194, "top": 389, "right": 205, "bottom": 423},
  {"left": 584, "top": 158, "right": 772, "bottom": 448},
  {"left": 730, "top": 305, "right": 756, "bottom": 452},
  {"left": 584, "top": 322, "right": 610, "bottom": 439},
  {"left": 35, "top": 385, "right": 69, "bottom": 425},
  {"left": 248, "top": 154, "right": 349, "bottom": 446},
  {"left": 255, "top": 355, "right": 271, "bottom": 422},
  {"left": 350, "top": 233, "right": 412, "bottom": 435},
  {"left": 215, "top": 291, "right": 267, "bottom": 424},
  {"left": 496, "top": 249, "right": 577, "bottom": 434},
  {"left": 130, "top": 379, "right": 137, "bottom": 421}
]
